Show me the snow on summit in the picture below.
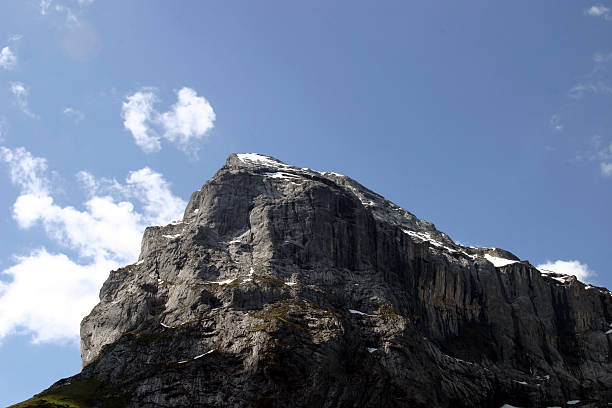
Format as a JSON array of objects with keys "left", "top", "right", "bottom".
[{"left": 484, "top": 254, "right": 520, "bottom": 268}]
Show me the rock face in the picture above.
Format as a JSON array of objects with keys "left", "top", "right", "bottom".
[{"left": 17, "top": 154, "right": 612, "bottom": 407}]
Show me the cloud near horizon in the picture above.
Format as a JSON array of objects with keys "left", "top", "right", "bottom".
[
  {"left": 122, "top": 87, "right": 215, "bottom": 155},
  {"left": 0, "top": 146, "right": 186, "bottom": 344},
  {"left": 537, "top": 260, "right": 595, "bottom": 282}
]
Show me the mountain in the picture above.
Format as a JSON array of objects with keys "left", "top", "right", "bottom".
[{"left": 13, "top": 153, "right": 612, "bottom": 408}]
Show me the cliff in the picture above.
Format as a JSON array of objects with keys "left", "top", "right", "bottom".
[{"left": 13, "top": 153, "right": 612, "bottom": 408}]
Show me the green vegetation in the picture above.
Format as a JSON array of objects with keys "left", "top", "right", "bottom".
[
  {"left": 250, "top": 299, "right": 309, "bottom": 332},
  {"left": 377, "top": 301, "right": 398, "bottom": 317},
  {"left": 10, "top": 377, "right": 129, "bottom": 408},
  {"left": 250, "top": 321, "right": 272, "bottom": 332},
  {"left": 256, "top": 275, "right": 285, "bottom": 286},
  {"left": 249, "top": 299, "right": 335, "bottom": 333}
]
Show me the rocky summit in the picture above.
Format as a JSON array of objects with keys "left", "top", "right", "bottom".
[{"left": 13, "top": 153, "right": 612, "bottom": 408}]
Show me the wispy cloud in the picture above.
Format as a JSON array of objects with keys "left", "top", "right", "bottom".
[
  {"left": 62, "top": 107, "right": 85, "bottom": 123},
  {"left": 122, "top": 87, "right": 216, "bottom": 156},
  {"left": 0, "top": 146, "right": 185, "bottom": 343},
  {"left": 0, "top": 46, "right": 17, "bottom": 70},
  {"left": 537, "top": 260, "right": 595, "bottom": 282},
  {"left": 575, "top": 135, "right": 612, "bottom": 177},
  {"left": 549, "top": 114, "right": 563, "bottom": 131},
  {"left": 40, "top": 0, "right": 52, "bottom": 15},
  {"left": 585, "top": 4, "right": 611, "bottom": 20},
  {"left": 0, "top": 119, "right": 6, "bottom": 143},
  {"left": 568, "top": 81, "right": 612, "bottom": 98},
  {"left": 10, "top": 82, "right": 37, "bottom": 118},
  {"left": 55, "top": 4, "right": 79, "bottom": 27},
  {"left": 0, "top": 147, "right": 49, "bottom": 196},
  {"left": 39, "top": 1, "right": 95, "bottom": 26},
  {"left": 593, "top": 51, "right": 612, "bottom": 64}
]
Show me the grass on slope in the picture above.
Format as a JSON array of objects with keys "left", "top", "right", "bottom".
[{"left": 9, "top": 377, "right": 128, "bottom": 408}]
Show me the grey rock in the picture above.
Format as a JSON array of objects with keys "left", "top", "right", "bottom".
[{"left": 24, "top": 154, "right": 612, "bottom": 407}]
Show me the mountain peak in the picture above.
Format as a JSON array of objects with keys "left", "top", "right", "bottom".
[
  {"left": 16, "top": 154, "right": 612, "bottom": 408},
  {"left": 231, "top": 152, "right": 290, "bottom": 168}
]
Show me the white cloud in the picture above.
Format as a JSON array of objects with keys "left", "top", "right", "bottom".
[
  {"left": 122, "top": 87, "right": 215, "bottom": 155},
  {"left": 62, "top": 107, "right": 85, "bottom": 123},
  {"left": 601, "top": 162, "right": 612, "bottom": 176},
  {"left": 40, "top": 0, "right": 52, "bottom": 15},
  {"left": 0, "top": 146, "right": 186, "bottom": 343},
  {"left": 0, "top": 46, "right": 17, "bottom": 70},
  {"left": 159, "top": 87, "right": 216, "bottom": 150},
  {"left": 585, "top": 4, "right": 611, "bottom": 19},
  {"left": 125, "top": 168, "right": 186, "bottom": 225},
  {"left": 0, "top": 249, "right": 115, "bottom": 343},
  {"left": 537, "top": 260, "right": 595, "bottom": 282},
  {"left": 0, "top": 147, "right": 49, "bottom": 196},
  {"left": 12, "top": 194, "right": 144, "bottom": 261},
  {"left": 121, "top": 89, "right": 160, "bottom": 153},
  {"left": 10, "top": 82, "right": 37, "bottom": 118}
]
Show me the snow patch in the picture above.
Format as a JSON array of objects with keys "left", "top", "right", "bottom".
[
  {"left": 135, "top": 259, "right": 144, "bottom": 265},
  {"left": 367, "top": 348, "right": 377, "bottom": 353},
  {"left": 264, "top": 171, "right": 300, "bottom": 180},
  {"left": 237, "top": 153, "right": 290, "bottom": 169},
  {"left": 285, "top": 282, "right": 297, "bottom": 286},
  {"left": 193, "top": 208, "right": 200, "bottom": 214},
  {"left": 162, "top": 234, "right": 181, "bottom": 240},
  {"left": 321, "top": 171, "right": 345, "bottom": 177},
  {"left": 484, "top": 254, "right": 519, "bottom": 268},
  {"left": 567, "top": 401, "right": 580, "bottom": 406},
  {"left": 160, "top": 322, "right": 172, "bottom": 329},
  {"left": 349, "top": 309, "right": 376, "bottom": 317},
  {"left": 540, "top": 270, "right": 572, "bottom": 284},
  {"left": 513, "top": 380, "right": 528, "bottom": 385},
  {"left": 194, "top": 350, "right": 215, "bottom": 359},
  {"left": 605, "top": 329, "right": 612, "bottom": 335},
  {"left": 209, "top": 278, "right": 236, "bottom": 285},
  {"left": 403, "top": 229, "right": 461, "bottom": 255}
]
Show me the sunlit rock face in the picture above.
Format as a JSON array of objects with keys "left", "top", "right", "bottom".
[{"left": 26, "top": 154, "right": 612, "bottom": 407}]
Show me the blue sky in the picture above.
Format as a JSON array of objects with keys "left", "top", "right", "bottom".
[{"left": 1, "top": 1, "right": 611, "bottom": 405}]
